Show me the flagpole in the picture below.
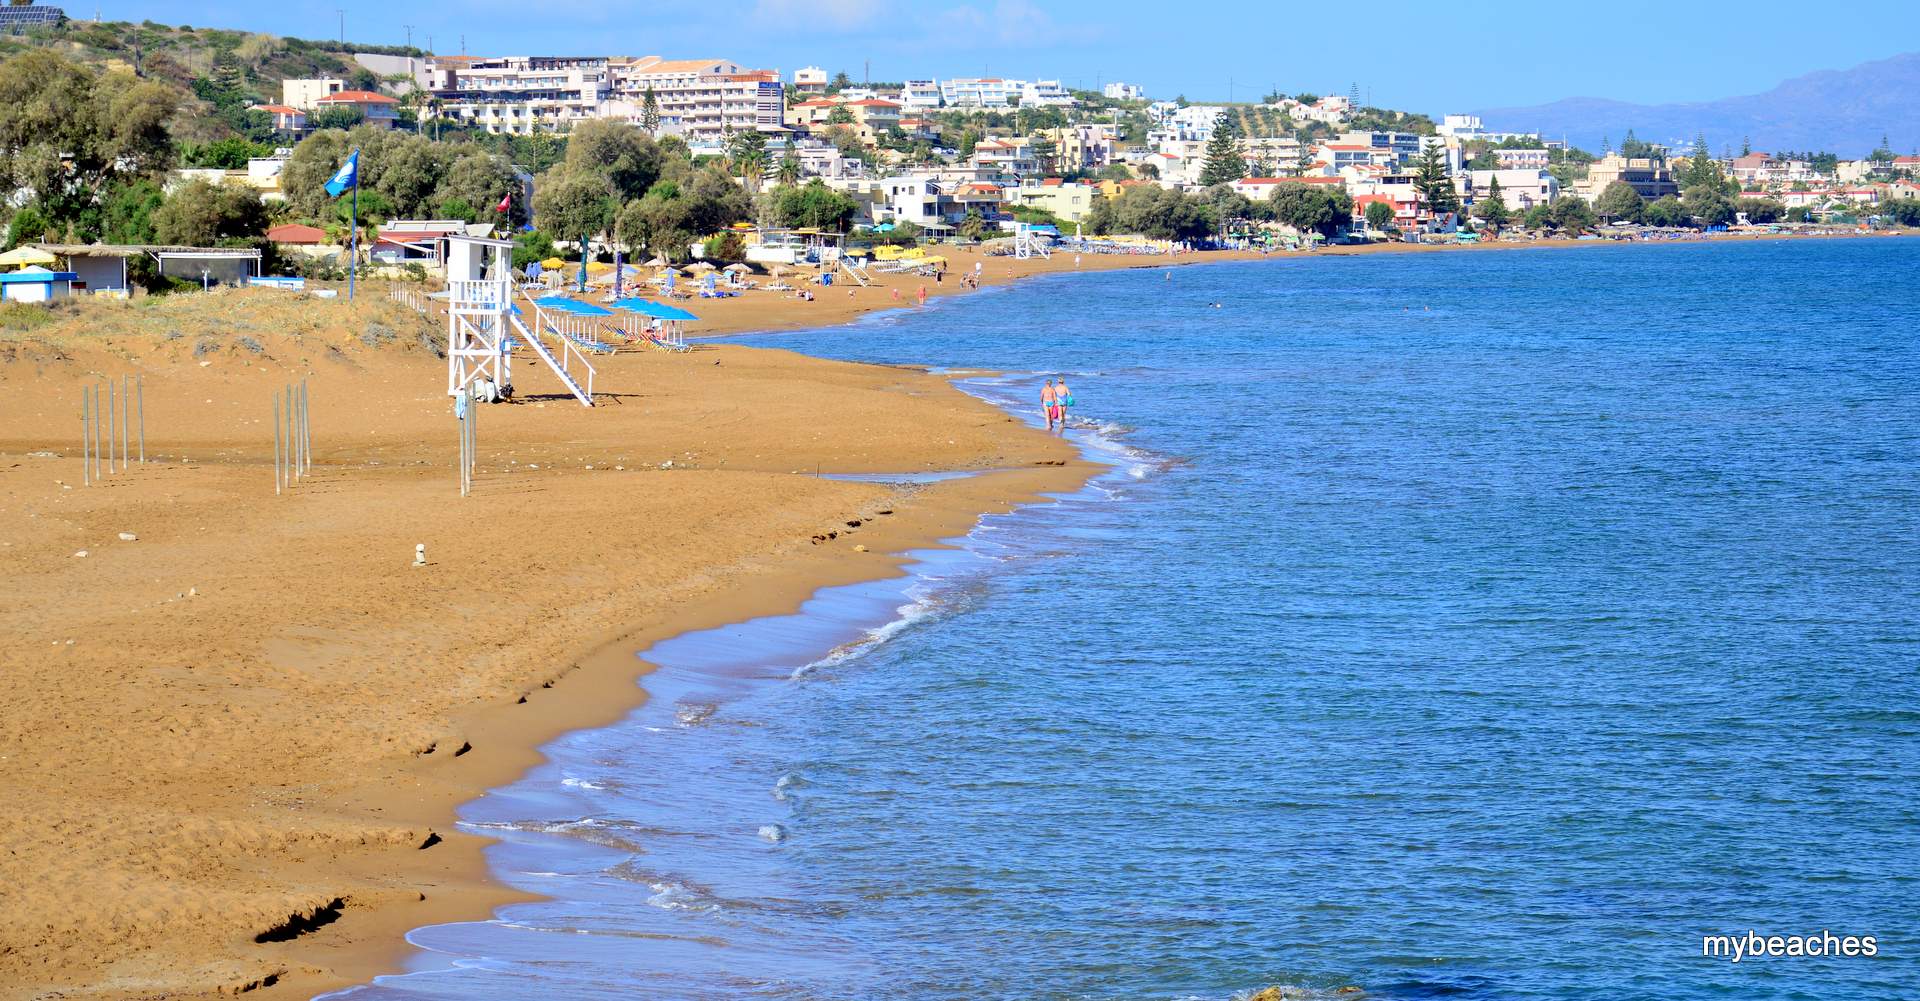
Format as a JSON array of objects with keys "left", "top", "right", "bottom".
[{"left": 349, "top": 177, "right": 359, "bottom": 302}]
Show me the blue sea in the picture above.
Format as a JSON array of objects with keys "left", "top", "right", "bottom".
[{"left": 330, "top": 238, "right": 1920, "bottom": 1000}]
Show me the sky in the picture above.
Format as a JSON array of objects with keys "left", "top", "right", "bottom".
[{"left": 95, "top": 0, "right": 1919, "bottom": 113}]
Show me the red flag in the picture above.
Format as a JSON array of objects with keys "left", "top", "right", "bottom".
[{"left": 496, "top": 192, "right": 511, "bottom": 213}]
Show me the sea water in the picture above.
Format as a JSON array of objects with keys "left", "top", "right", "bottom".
[{"left": 330, "top": 238, "right": 1919, "bottom": 1000}]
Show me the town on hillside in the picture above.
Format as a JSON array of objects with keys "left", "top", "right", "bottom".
[{"left": 3, "top": 10, "right": 1918, "bottom": 299}]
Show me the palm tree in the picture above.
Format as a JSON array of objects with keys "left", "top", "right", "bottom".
[{"left": 776, "top": 143, "right": 803, "bottom": 186}]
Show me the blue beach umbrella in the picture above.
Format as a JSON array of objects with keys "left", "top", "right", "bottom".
[
  {"left": 612, "top": 297, "right": 698, "bottom": 321},
  {"left": 533, "top": 295, "right": 614, "bottom": 316}
]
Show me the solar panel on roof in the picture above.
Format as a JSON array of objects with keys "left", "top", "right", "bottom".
[{"left": 0, "top": 6, "right": 66, "bottom": 32}]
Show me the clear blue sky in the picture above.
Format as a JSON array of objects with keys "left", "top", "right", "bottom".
[{"left": 94, "top": 0, "right": 1917, "bottom": 112}]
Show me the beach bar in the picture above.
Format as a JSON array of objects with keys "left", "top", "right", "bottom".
[{"left": 0, "top": 265, "right": 77, "bottom": 303}]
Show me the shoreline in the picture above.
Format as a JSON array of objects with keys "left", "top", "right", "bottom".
[
  {"left": 333, "top": 379, "right": 1132, "bottom": 996},
  {"left": 673, "top": 226, "right": 1901, "bottom": 341},
  {"left": 301, "top": 461, "right": 1100, "bottom": 1000},
  {"left": 0, "top": 228, "right": 1900, "bottom": 999}
]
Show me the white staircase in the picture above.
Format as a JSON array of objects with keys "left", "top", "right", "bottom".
[{"left": 510, "top": 314, "right": 594, "bottom": 407}]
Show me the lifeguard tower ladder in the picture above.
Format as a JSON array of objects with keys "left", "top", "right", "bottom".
[
  {"left": 443, "top": 235, "right": 592, "bottom": 407},
  {"left": 1012, "top": 222, "right": 1051, "bottom": 260}
]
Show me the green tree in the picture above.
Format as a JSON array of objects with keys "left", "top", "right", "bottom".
[
  {"left": 151, "top": 179, "right": 270, "bottom": 246},
  {"left": 826, "top": 105, "right": 855, "bottom": 125},
  {"left": 512, "top": 228, "right": 557, "bottom": 269},
  {"left": 1522, "top": 203, "right": 1554, "bottom": 230},
  {"left": 776, "top": 144, "right": 803, "bottom": 186},
  {"left": 1472, "top": 176, "right": 1510, "bottom": 229},
  {"left": 728, "top": 129, "right": 769, "bottom": 192},
  {"left": 1268, "top": 182, "right": 1348, "bottom": 237},
  {"left": 560, "top": 119, "right": 662, "bottom": 201},
  {"left": 1549, "top": 197, "right": 1594, "bottom": 233},
  {"left": 1619, "top": 129, "right": 1651, "bottom": 158},
  {"left": 0, "top": 51, "right": 176, "bottom": 227},
  {"left": 957, "top": 209, "right": 987, "bottom": 241},
  {"left": 187, "top": 137, "right": 273, "bottom": 169},
  {"left": 640, "top": 86, "right": 661, "bottom": 135},
  {"left": 1682, "top": 185, "right": 1735, "bottom": 227},
  {"left": 100, "top": 179, "right": 166, "bottom": 244},
  {"left": 1594, "top": 180, "right": 1645, "bottom": 223},
  {"left": 772, "top": 178, "right": 859, "bottom": 230},
  {"left": 1411, "top": 142, "right": 1459, "bottom": 216},
  {"left": 534, "top": 170, "right": 618, "bottom": 247},
  {"left": 1364, "top": 199, "right": 1394, "bottom": 231},
  {"left": 1643, "top": 196, "right": 1688, "bottom": 227},
  {"left": 310, "top": 106, "right": 366, "bottom": 130},
  {"left": 1199, "top": 115, "right": 1246, "bottom": 186},
  {"left": 1735, "top": 197, "right": 1786, "bottom": 225}
]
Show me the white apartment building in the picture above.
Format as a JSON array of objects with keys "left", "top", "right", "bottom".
[
  {"left": 793, "top": 66, "right": 828, "bottom": 94},
  {"left": 900, "top": 80, "right": 943, "bottom": 111},
  {"left": 426, "top": 56, "right": 609, "bottom": 134},
  {"left": 940, "top": 77, "right": 1023, "bottom": 108},
  {"left": 1021, "top": 80, "right": 1074, "bottom": 107},
  {"left": 1467, "top": 168, "right": 1559, "bottom": 211},
  {"left": 1495, "top": 148, "right": 1553, "bottom": 170},
  {"left": 1103, "top": 81, "right": 1144, "bottom": 101},
  {"left": 282, "top": 78, "right": 344, "bottom": 110},
  {"left": 609, "top": 57, "right": 786, "bottom": 141}
]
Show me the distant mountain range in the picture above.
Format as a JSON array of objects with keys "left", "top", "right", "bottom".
[{"left": 1473, "top": 52, "right": 1920, "bottom": 156}]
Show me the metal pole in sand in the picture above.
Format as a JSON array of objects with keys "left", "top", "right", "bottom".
[
  {"left": 82, "top": 387, "right": 91, "bottom": 487},
  {"left": 121, "top": 374, "right": 130, "bottom": 473},
  {"left": 286, "top": 383, "right": 298, "bottom": 483},
  {"left": 137, "top": 374, "right": 146, "bottom": 464},
  {"left": 106, "top": 379, "right": 116, "bottom": 473},
  {"left": 300, "top": 379, "right": 311, "bottom": 473},
  {"left": 94, "top": 382, "right": 103, "bottom": 478},
  {"left": 273, "top": 391, "right": 283, "bottom": 495}
]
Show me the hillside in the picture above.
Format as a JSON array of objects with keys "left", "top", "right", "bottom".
[
  {"left": 1474, "top": 51, "right": 1920, "bottom": 156},
  {"left": 0, "top": 18, "right": 422, "bottom": 143}
]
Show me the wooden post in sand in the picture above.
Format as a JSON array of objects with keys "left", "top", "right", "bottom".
[
  {"left": 81, "top": 386, "right": 91, "bottom": 487},
  {"left": 273, "top": 391, "right": 283, "bottom": 495},
  {"left": 136, "top": 374, "right": 146, "bottom": 464}
]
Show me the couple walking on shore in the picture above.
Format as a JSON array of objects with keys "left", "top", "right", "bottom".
[{"left": 1041, "top": 377, "right": 1073, "bottom": 432}]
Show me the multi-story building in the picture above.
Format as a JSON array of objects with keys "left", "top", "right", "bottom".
[
  {"left": 314, "top": 90, "right": 400, "bottom": 128},
  {"left": 1495, "top": 148, "right": 1552, "bottom": 170},
  {"left": 1576, "top": 152, "right": 1680, "bottom": 202},
  {"left": 282, "top": 78, "right": 344, "bottom": 110},
  {"left": 793, "top": 66, "right": 829, "bottom": 95},
  {"left": 1020, "top": 80, "right": 1074, "bottom": 107},
  {"left": 609, "top": 57, "right": 786, "bottom": 140},
  {"left": 972, "top": 137, "right": 1039, "bottom": 178},
  {"left": 1103, "top": 82, "right": 1144, "bottom": 101},
  {"left": 939, "top": 78, "right": 1023, "bottom": 108},
  {"left": 1467, "top": 168, "right": 1559, "bottom": 211},
  {"left": 1729, "top": 152, "right": 1819, "bottom": 186},
  {"left": 1331, "top": 130, "right": 1424, "bottom": 165},
  {"left": 426, "top": 55, "right": 609, "bottom": 134},
  {"left": 899, "top": 80, "right": 943, "bottom": 112},
  {"left": 787, "top": 96, "right": 902, "bottom": 144},
  {"left": 1004, "top": 178, "right": 1099, "bottom": 222}
]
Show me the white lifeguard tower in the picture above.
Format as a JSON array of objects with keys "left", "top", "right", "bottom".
[
  {"left": 443, "top": 235, "right": 593, "bottom": 407},
  {"left": 1012, "top": 222, "right": 1052, "bottom": 260}
]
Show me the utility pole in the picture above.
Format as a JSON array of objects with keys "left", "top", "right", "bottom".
[
  {"left": 335, "top": 9, "right": 343, "bottom": 44},
  {"left": 404, "top": 24, "right": 414, "bottom": 78}
]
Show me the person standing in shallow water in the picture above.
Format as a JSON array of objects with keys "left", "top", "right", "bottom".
[
  {"left": 1054, "top": 376, "right": 1073, "bottom": 430},
  {"left": 1040, "top": 378, "right": 1058, "bottom": 432}
]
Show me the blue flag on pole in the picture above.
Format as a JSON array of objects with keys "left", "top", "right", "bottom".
[{"left": 324, "top": 151, "right": 359, "bottom": 198}]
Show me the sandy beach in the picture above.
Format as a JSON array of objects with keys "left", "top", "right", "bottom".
[{"left": 0, "top": 228, "right": 1893, "bottom": 1000}]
